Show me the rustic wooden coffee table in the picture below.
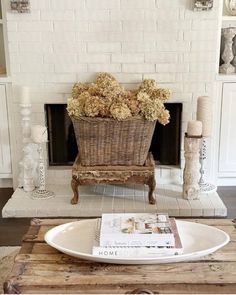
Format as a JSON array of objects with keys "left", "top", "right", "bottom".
[
  {"left": 3, "top": 218, "right": 236, "bottom": 294},
  {"left": 71, "top": 152, "right": 156, "bottom": 205}
]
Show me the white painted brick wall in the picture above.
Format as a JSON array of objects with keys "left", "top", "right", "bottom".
[{"left": 5, "top": 0, "right": 221, "bottom": 187}]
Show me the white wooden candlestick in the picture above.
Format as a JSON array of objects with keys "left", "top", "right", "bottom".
[
  {"left": 196, "top": 96, "right": 217, "bottom": 193},
  {"left": 199, "top": 137, "right": 217, "bottom": 193},
  {"left": 18, "top": 103, "right": 36, "bottom": 192},
  {"left": 31, "top": 127, "right": 55, "bottom": 200},
  {"left": 183, "top": 134, "right": 201, "bottom": 200}
]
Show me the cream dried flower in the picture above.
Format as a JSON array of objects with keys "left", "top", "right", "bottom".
[
  {"left": 139, "top": 97, "right": 170, "bottom": 124},
  {"left": 72, "top": 82, "right": 89, "bottom": 99},
  {"left": 139, "top": 98, "right": 158, "bottom": 121},
  {"left": 157, "top": 108, "right": 170, "bottom": 125},
  {"left": 67, "top": 97, "right": 85, "bottom": 118},
  {"left": 96, "top": 72, "right": 117, "bottom": 86},
  {"left": 110, "top": 102, "right": 131, "bottom": 121},
  {"left": 124, "top": 90, "right": 140, "bottom": 116},
  {"left": 137, "top": 91, "right": 150, "bottom": 103},
  {"left": 84, "top": 96, "right": 105, "bottom": 117},
  {"left": 88, "top": 83, "right": 100, "bottom": 96},
  {"left": 139, "top": 79, "right": 156, "bottom": 93},
  {"left": 151, "top": 88, "right": 171, "bottom": 102},
  {"left": 95, "top": 72, "right": 125, "bottom": 100}
]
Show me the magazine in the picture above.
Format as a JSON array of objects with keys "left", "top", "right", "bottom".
[
  {"left": 92, "top": 218, "right": 183, "bottom": 257},
  {"left": 99, "top": 213, "right": 175, "bottom": 247}
]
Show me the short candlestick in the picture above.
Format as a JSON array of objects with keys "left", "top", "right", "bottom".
[
  {"left": 31, "top": 143, "right": 55, "bottom": 199},
  {"left": 199, "top": 137, "right": 217, "bottom": 193}
]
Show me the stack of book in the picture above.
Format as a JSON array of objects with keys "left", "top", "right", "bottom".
[{"left": 92, "top": 213, "right": 183, "bottom": 258}]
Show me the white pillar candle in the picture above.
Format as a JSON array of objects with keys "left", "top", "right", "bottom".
[
  {"left": 31, "top": 125, "right": 48, "bottom": 143},
  {"left": 196, "top": 96, "right": 212, "bottom": 137},
  {"left": 20, "top": 86, "right": 30, "bottom": 105},
  {"left": 187, "top": 120, "right": 202, "bottom": 137}
]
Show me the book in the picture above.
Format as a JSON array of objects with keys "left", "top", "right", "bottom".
[
  {"left": 99, "top": 213, "right": 175, "bottom": 247},
  {"left": 92, "top": 218, "right": 183, "bottom": 257}
]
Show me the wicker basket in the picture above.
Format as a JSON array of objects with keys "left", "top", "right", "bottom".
[{"left": 71, "top": 116, "right": 156, "bottom": 166}]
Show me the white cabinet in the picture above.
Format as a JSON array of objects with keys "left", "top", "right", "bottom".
[
  {"left": 219, "top": 83, "right": 236, "bottom": 176},
  {"left": 0, "top": 84, "right": 11, "bottom": 176}
]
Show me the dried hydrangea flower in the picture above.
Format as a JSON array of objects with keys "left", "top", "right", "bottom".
[
  {"left": 110, "top": 102, "right": 132, "bottom": 121},
  {"left": 157, "top": 108, "right": 170, "bottom": 125},
  {"left": 84, "top": 96, "right": 105, "bottom": 117},
  {"left": 151, "top": 88, "right": 171, "bottom": 102},
  {"left": 96, "top": 72, "right": 117, "bottom": 86},
  {"left": 137, "top": 91, "right": 150, "bottom": 103},
  {"left": 139, "top": 97, "right": 158, "bottom": 121},
  {"left": 72, "top": 82, "right": 89, "bottom": 99},
  {"left": 67, "top": 97, "right": 85, "bottom": 118},
  {"left": 88, "top": 83, "right": 100, "bottom": 96},
  {"left": 95, "top": 72, "right": 125, "bottom": 100},
  {"left": 124, "top": 90, "right": 140, "bottom": 116},
  {"left": 98, "top": 97, "right": 112, "bottom": 117},
  {"left": 139, "top": 79, "right": 156, "bottom": 93},
  {"left": 139, "top": 97, "right": 170, "bottom": 124}
]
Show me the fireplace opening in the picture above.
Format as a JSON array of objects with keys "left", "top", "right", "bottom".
[
  {"left": 45, "top": 103, "right": 182, "bottom": 166},
  {"left": 150, "top": 103, "right": 182, "bottom": 166},
  {"left": 45, "top": 104, "right": 77, "bottom": 165}
]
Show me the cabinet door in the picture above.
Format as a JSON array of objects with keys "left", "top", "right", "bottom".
[
  {"left": 0, "top": 84, "right": 11, "bottom": 175},
  {"left": 219, "top": 83, "right": 236, "bottom": 173}
]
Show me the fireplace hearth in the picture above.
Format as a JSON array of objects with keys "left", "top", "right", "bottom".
[{"left": 46, "top": 103, "right": 182, "bottom": 167}]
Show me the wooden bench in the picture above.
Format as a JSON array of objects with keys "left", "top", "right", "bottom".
[
  {"left": 71, "top": 152, "right": 156, "bottom": 205},
  {"left": 3, "top": 218, "right": 236, "bottom": 294}
]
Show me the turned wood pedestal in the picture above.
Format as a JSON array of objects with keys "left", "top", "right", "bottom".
[{"left": 71, "top": 152, "right": 156, "bottom": 205}]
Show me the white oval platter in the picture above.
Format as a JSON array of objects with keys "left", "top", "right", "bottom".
[{"left": 44, "top": 219, "right": 230, "bottom": 264}]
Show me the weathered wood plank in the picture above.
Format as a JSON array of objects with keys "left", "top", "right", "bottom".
[
  {"left": 31, "top": 243, "right": 59, "bottom": 254},
  {"left": 20, "top": 252, "right": 236, "bottom": 277},
  {"left": 6, "top": 283, "right": 236, "bottom": 294},
  {"left": 19, "top": 242, "right": 34, "bottom": 254},
  {"left": 7, "top": 261, "right": 236, "bottom": 285},
  {"left": 22, "top": 224, "right": 40, "bottom": 242}
]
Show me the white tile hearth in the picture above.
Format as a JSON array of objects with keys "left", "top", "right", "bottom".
[{"left": 2, "top": 184, "right": 227, "bottom": 218}]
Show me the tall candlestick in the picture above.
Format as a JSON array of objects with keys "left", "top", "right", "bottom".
[
  {"left": 187, "top": 120, "right": 202, "bottom": 137},
  {"left": 197, "top": 96, "right": 212, "bottom": 137},
  {"left": 18, "top": 103, "right": 36, "bottom": 192},
  {"left": 196, "top": 96, "right": 216, "bottom": 193}
]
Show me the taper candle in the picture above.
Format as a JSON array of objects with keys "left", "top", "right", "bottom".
[
  {"left": 187, "top": 120, "right": 202, "bottom": 137},
  {"left": 20, "top": 86, "right": 30, "bottom": 105},
  {"left": 196, "top": 96, "right": 212, "bottom": 137}
]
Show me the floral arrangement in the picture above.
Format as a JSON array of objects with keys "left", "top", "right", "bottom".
[{"left": 67, "top": 73, "right": 171, "bottom": 125}]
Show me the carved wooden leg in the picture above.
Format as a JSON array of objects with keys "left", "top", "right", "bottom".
[
  {"left": 71, "top": 175, "right": 79, "bottom": 205},
  {"left": 147, "top": 176, "right": 156, "bottom": 205}
]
